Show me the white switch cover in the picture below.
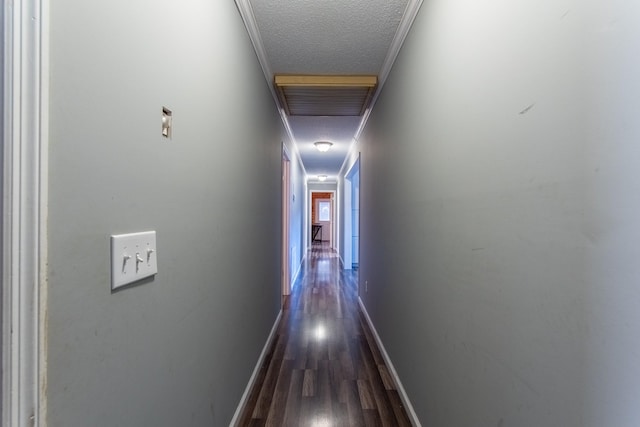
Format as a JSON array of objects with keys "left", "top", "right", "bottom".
[{"left": 111, "top": 231, "right": 158, "bottom": 290}]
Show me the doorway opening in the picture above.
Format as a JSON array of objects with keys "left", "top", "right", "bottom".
[{"left": 310, "top": 191, "right": 335, "bottom": 249}]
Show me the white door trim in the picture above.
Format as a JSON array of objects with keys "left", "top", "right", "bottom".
[
  {"left": 344, "top": 157, "right": 360, "bottom": 270},
  {"left": 315, "top": 198, "right": 330, "bottom": 243},
  {"left": 309, "top": 190, "right": 336, "bottom": 250},
  {"left": 3, "top": 0, "right": 49, "bottom": 425},
  {"left": 343, "top": 179, "right": 353, "bottom": 268},
  {"left": 281, "top": 144, "right": 291, "bottom": 297}
]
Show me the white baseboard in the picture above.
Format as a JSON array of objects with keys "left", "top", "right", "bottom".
[
  {"left": 230, "top": 309, "right": 283, "bottom": 426},
  {"left": 290, "top": 254, "right": 306, "bottom": 290},
  {"left": 358, "top": 298, "right": 422, "bottom": 427}
]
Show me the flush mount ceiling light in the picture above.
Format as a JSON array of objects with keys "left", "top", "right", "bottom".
[
  {"left": 314, "top": 141, "right": 333, "bottom": 152},
  {"left": 318, "top": 175, "right": 328, "bottom": 182}
]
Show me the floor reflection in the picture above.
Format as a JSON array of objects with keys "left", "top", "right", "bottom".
[
  {"left": 313, "top": 323, "right": 327, "bottom": 341},
  {"left": 309, "top": 415, "right": 333, "bottom": 427},
  {"left": 237, "top": 243, "right": 412, "bottom": 426}
]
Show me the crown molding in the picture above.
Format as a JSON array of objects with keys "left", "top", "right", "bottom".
[
  {"left": 235, "top": 0, "right": 273, "bottom": 84},
  {"left": 236, "top": 0, "right": 422, "bottom": 180},
  {"left": 377, "top": 0, "right": 425, "bottom": 101},
  {"left": 341, "top": 0, "right": 424, "bottom": 175},
  {"left": 234, "top": 0, "right": 307, "bottom": 176}
]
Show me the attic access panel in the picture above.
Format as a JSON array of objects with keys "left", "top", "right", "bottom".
[{"left": 274, "top": 75, "right": 378, "bottom": 117}]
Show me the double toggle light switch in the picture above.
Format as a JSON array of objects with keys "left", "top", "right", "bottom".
[{"left": 111, "top": 231, "right": 158, "bottom": 290}]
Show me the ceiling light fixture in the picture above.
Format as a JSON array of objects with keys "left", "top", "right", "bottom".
[
  {"left": 318, "top": 175, "right": 327, "bottom": 182},
  {"left": 314, "top": 141, "right": 333, "bottom": 152}
]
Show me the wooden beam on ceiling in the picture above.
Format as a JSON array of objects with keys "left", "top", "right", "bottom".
[{"left": 274, "top": 75, "right": 378, "bottom": 116}]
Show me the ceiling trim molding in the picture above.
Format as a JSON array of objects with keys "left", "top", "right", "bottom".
[
  {"left": 376, "top": 0, "right": 425, "bottom": 97},
  {"left": 234, "top": 0, "right": 308, "bottom": 177},
  {"left": 340, "top": 0, "right": 424, "bottom": 176},
  {"left": 234, "top": 0, "right": 273, "bottom": 85}
]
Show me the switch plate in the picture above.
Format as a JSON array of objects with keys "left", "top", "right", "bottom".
[
  {"left": 162, "top": 107, "right": 172, "bottom": 138},
  {"left": 111, "top": 231, "right": 158, "bottom": 290}
]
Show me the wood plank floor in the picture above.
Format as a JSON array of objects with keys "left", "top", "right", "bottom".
[{"left": 237, "top": 243, "right": 412, "bottom": 427}]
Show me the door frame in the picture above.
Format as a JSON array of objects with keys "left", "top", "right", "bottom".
[
  {"left": 309, "top": 190, "right": 336, "bottom": 249},
  {"left": 343, "top": 156, "right": 360, "bottom": 270},
  {"left": 281, "top": 144, "right": 291, "bottom": 299},
  {"left": 3, "top": 0, "right": 48, "bottom": 425},
  {"left": 315, "top": 198, "right": 332, "bottom": 246}
]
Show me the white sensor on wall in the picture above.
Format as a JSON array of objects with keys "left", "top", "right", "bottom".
[{"left": 111, "top": 231, "right": 158, "bottom": 290}]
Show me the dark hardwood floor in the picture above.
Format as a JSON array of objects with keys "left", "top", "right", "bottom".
[{"left": 237, "top": 243, "right": 412, "bottom": 427}]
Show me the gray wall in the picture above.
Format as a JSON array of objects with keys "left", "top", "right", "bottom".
[
  {"left": 47, "top": 1, "right": 287, "bottom": 426},
  {"left": 359, "top": 0, "right": 640, "bottom": 426}
]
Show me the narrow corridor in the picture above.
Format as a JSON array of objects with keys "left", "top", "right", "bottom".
[{"left": 238, "top": 244, "right": 412, "bottom": 426}]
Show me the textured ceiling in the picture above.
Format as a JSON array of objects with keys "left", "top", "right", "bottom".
[
  {"left": 245, "top": 0, "right": 412, "bottom": 180},
  {"left": 250, "top": 0, "right": 407, "bottom": 75}
]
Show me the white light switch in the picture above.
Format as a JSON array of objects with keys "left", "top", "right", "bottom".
[{"left": 111, "top": 231, "right": 158, "bottom": 290}]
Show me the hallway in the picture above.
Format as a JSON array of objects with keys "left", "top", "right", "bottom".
[
  {"left": 21, "top": 0, "right": 640, "bottom": 425},
  {"left": 238, "top": 244, "right": 412, "bottom": 426}
]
